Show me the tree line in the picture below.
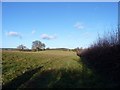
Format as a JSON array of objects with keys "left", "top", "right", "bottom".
[{"left": 17, "top": 40, "right": 45, "bottom": 51}]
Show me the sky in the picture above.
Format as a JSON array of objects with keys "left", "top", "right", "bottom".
[
  {"left": 1, "top": 0, "right": 120, "bottom": 2},
  {"left": 2, "top": 2, "right": 118, "bottom": 49}
]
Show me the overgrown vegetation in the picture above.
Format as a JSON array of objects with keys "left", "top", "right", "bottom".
[{"left": 79, "top": 27, "right": 120, "bottom": 87}]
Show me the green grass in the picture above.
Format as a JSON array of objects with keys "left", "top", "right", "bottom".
[{"left": 2, "top": 50, "right": 105, "bottom": 88}]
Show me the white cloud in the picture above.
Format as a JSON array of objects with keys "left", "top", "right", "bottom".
[
  {"left": 74, "top": 22, "right": 84, "bottom": 30},
  {"left": 32, "top": 30, "right": 36, "bottom": 34},
  {"left": 6, "top": 31, "right": 22, "bottom": 38},
  {"left": 40, "top": 34, "right": 57, "bottom": 40}
]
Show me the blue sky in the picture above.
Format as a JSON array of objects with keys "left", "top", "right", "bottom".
[
  {"left": 2, "top": 2, "right": 118, "bottom": 49},
  {"left": 1, "top": 0, "right": 120, "bottom": 2}
]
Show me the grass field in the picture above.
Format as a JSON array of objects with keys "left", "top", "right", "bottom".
[{"left": 2, "top": 50, "right": 105, "bottom": 88}]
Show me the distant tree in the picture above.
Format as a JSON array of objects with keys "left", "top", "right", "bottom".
[
  {"left": 42, "top": 43, "right": 45, "bottom": 50},
  {"left": 32, "top": 40, "right": 45, "bottom": 51},
  {"left": 46, "top": 47, "right": 50, "bottom": 50},
  {"left": 17, "top": 44, "right": 27, "bottom": 51}
]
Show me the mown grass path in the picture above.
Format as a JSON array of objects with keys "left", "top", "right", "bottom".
[{"left": 2, "top": 50, "right": 105, "bottom": 88}]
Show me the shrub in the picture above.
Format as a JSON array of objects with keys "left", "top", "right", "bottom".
[{"left": 80, "top": 27, "right": 120, "bottom": 87}]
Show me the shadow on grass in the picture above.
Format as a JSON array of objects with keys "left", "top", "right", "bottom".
[
  {"left": 2, "top": 66, "right": 43, "bottom": 90},
  {"left": 18, "top": 69, "right": 84, "bottom": 88},
  {"left": 3, "top": 58, "right": 108, "bottom": 89},
  {"left": 17, "top": 61, "right": 106, "bottom": 89},
  {"left": 77, "top": 58, "right": 108, "bottom": 88}
]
